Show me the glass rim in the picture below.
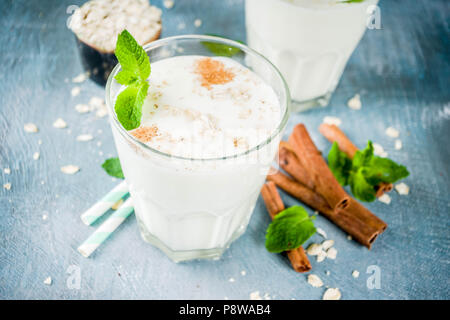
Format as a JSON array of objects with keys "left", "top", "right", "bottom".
[{"left": 105, "top": 34, "right": 291, "bottom": 162}]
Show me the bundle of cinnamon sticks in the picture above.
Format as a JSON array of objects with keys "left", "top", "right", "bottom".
[{"left": 265, "top": 124, "right": 387, "bottom": 253}]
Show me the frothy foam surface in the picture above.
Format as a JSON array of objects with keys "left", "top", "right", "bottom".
[{"left": 127, "top": 55, "right": 281, "bottom": 159}]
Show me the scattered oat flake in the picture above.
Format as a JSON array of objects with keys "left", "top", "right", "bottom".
[
  {"left": 53, "top": 118, "right": 67, "bottom": 129},
  {"left": 96, "top": 108, "right": 108, "bottom": 118},
  {"left": 323, "top": 116, "right": 342, "bottom": 126},
  {"left": 347, "top": 235, "right": 352, "bottom": 241},
  {"left": 352, "top": 270, "right": 360, "bottom": 278},
  {"left": 163, "top": 0, "right": 174, "bottom": 9},
  {"left": 228, "top": 278, "right": 235, "bottom": 283},
  {"left": 24, "top": 123, "right": 39, "bottom": 133},
  {"left": 347, "top": 94, "right": 362, "bottom": 110},
  {"left": 38, "top": 139, "right": 42, "bottom": 145},
  {"left": 194, "top": 19, "right": 202, "bottom": 27},
  {"left": 71, "top": 86, "right": 81, "bottom": 96},
  {"left": 33, "top": 152, "right": 40, "bottom": 160},
  {"left": 4, "top": 168, "right": 11, "bottom": 174},
  {"left": 373, "top": 143, "right": 388, "bottom": 157},
  {"left": 317, "top": 251, "right": 327, "bottom": 263},
  {"left": 306, "top": 243, "right": 323, "bottom": 256},
  {"left": 72, "top": 72, "right": 89, "bottom": 83},
  {"left": 385, "top": 127, "right": 400, "bottom": 138},
  {"left": 325, "top": 271, "right": 331, "bottom": 276},
  {"left": 75, "top": 104, "right": 90, "bottom": 113},
  {"left": 89, "top": 97, "right": 104, "bottom": 108},
  {"left": 395, "top": 182, "right": 410, "bottom": 195},
  {"left": 378, "top": 193, "right": 391, "bottom": 204},
  {"left": 43, "top": 277, "right": 52, "bottom": 285},
  {"left": 326, "top": 247, "right": 337, "bottom": 260},
  {"left": 321, "top": 239, "right": 334, "bottom": 251},
  {"left": 263, "top": 293, "right": 271, "bottom": 300},
  {"left": 241, "top": 270, "right": 246, "bottom": 276},
  {"left": 250, "top": 291, "right": 262, "bottom": 300},
  {"left": 307, "top": 274, "right": 324, "bottom": 288},
  {"left": 395, "top": 139, "right": 402, "bottom": 150},
  {"left": 61, "top": 165, "right": 80, "bottom": 175},
  {"left": 316, "top": 227, "right": 327, "bottom": 238},
  {"left": 323, "top": 288, "right": 341, "bottom": 300},
  {"left": 76, "top": 134, "right": 94, "bottom": 142},
  {"left": 3, "top": 183, "right": 11, "bottom": 190},
  {"left": 42, "top": 214, "right": 48, "bottom": 220}
]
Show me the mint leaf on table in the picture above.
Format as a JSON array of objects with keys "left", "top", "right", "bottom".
[
  {"left": 265, "top": 206, "right": 316, "bottom": 253},
  {"left": 102, "top": 157, "right": 124, "bottom": 179},
  {"left": 342, "top": 0, "right": 365, "bottom": 3},
  {"left": 202, "top": 34, "right": 243, "bottom": 57},
  {"left": 328, "top": 141, "right": 410, "bottom": 202},
  {"left": 115, "top": 82, "right": 149, "bottom": 130},
  {"left": 113, "top": 30, "right": 151, "bottom": 130},
  {"left": 328, "top": 142, "right": 353, "bottom": 185}
]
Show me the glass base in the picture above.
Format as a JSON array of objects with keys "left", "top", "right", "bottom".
[
  {"left": 135, "top": 214, "right": 249, "bottom": 263},
  {"left": 291, "top": 92, "right": 333, "bottom": 112}
]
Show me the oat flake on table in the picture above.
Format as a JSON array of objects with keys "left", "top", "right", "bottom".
[
  {"left": 323, "top": 116, "right": 342, "bottom": 126},
  {"left": 385, "top": 126, "right": 400, "bottom": 138},
  {"left": 71, "top": 86, "right": 81, "bottom": 96},
  {"left": 33, "top": 152, "right": 40, "bottom": 160},
  {"left": 76, "top": 134, "right": 94, "bottom": 142},
  {"left": 53, "top": 118, "right": 67, "bottom": 129},
  {"left": 60, "top": 165, "right": 80, "bottom": 174},
  {"left": 321, "top": 239, "right": 334, "bottom": 251},
  {"left": 307, "top": 274, "right": 324, "bottom": 288},
  {"left": 347, "top": 93, "right": 362, "bottom": 110},
  {"left": 306, "top": 243, "right": 323, "bottom": 256},
  {"left": 395, "top": 182, "right": 410, "bottom": 195},
  {"left": 323, "top": 288, "right": 341, "bottom": 300},
  {"left": 378, "top": 193, "right": 391, "bottom": 204},
  {"left": 326, "top": 247, "right": 337, "bottom": 260},
  {"left": 250, "top": 291, "right": 262, "bottom": 300},
  {"left": 24, "top": 123, "right": 39, "bottom": 133},
  {"left": 3, "top": 183, "right": 11, "bottom": 190},
  {"left": 395, "top": 139, "right": 402, "bottom": 150},
  {"left": 4, "top": 168, "right": 11, "bottom": 174}
]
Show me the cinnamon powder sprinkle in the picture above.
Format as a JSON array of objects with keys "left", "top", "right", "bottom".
[
  {"left": 131, "top": 125, "right": 159, "bottom": 143},
  {"left": 195, "top": 57, "right": 235, "bottom": 89}
]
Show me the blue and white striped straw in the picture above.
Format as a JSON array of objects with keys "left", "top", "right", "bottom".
[
  {"left": 78, "top": 198, "right": 134, "bottom": 258},
  {"left": 80, "top": 181, "right": 129, "bottom": 225}
]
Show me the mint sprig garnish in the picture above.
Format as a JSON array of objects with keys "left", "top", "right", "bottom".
[
  {"left": 113, "top": 30, "right": 151, "bottom": 130},
  {"left": 102, "top": 157, "right": 124, "bottom": 179},
  {"left": 328, "top": 141, "right": 409, "bottom": 202},
  {"left": 265, "top": 206, "right": 316, "bottom": 253}
]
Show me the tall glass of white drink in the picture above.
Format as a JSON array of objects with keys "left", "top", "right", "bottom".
[
  {"left": 106, "top": 35, "right": 290, "bottom": 262},
  {"left": 246, "top": 0, "right": 379, "bottom": 111}
]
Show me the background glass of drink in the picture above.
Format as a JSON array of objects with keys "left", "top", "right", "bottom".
[
  {"left": 246, "top": 0, "right": 379, "bottom": 111},
  {"left": 105, "top": 35, "right": 290, "bottom": 262}
]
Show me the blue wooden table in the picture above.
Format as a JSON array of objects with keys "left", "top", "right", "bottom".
[{"left": 0, "top": 0, "right": 449, "bottom": 300}]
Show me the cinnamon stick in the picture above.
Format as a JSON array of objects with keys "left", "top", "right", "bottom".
[
  {"left": 268, "top": 171, "right": 387, "bottom": 249},
  {"left": 278, "top": 143, "right": 315, "bottom": 190},
  {"left": 288, "top": 124, "right": 350, "bottom": 211},
  {"left": 319, "top": 123, "right": 393, "bottom": 196},
  {"left": 260, "top": 182, "right": 312, "bottom": 273},
  {"left": 319, "top": 123, "right": 358, "bottom": 158}
]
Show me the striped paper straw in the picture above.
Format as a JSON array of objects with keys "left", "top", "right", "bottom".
[
  {"left": 80, "top": 181, "right": 129, "bottom": 225},
  {"left": 78, "top": 198, "right": 134, "bottom": 258}
]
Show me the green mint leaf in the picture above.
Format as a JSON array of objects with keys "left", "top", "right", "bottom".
[
  {"left": 114, "top": 70, "right": 140, "bottom": 86},
  {"left": 328, "top": 140, "right": 409, "bottom": 202},
  {"left": 364, "top": 157, "right": 409, "bottom": 185},
  {"left": 114, "top": 81, "right": 149, "bottom": 130},
  {"left": 352, "top": 140, "right": 374, "bottom": 169},
  {"left": 328, "top": 142, "right": 352, "bottom": 185},
  {"left": 343, "top": 0, "right": 365, "bottom": 3},
  {"left": 115, "top": 30, "right": 151, "bottom": 80},
  {"left": 202, "top": 34, "right": 243, "bottom": 57},
  {"left": 101, "top": 157, "right": 124, "bottom": 179},
  {"left": 265, "top": 206, "right": 316, "bottom": 253},
  {"left": 349, "top": 168, "right": 377, "bottom": 202}
]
